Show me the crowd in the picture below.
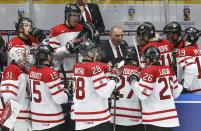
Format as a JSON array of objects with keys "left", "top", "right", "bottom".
[{"left": 0, "top": 0, "right": 200, "bottom": 131}]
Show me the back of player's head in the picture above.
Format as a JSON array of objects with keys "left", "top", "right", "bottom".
[
  {"left": 125, "top": 46, "right": 139, "bottom": 66},
  {"left": 64, "top": 4, "right": 80, "bottom": 20},
  {"left": 36, "top": 44, "right": 54, "bottom": 67},
  {"left": 143, "top": 46, "right": 160, "bottom": 63},
  {"left": 137, "top": 22, "right": 155, "bottom": 40},
  {"left": 183, "top": 27, "right": 200, "bottom": 45},
  {"left": 15, "top": 17, "right": 32, "bottom": 31},
  {"left": 9, "top": 45, "right": 30, "bottom": 68},
  {"left": 163, "top": 21, "right": 182, "bottom": 36},
  {"left": 79, "top": 40, "right": 103, "bottom": 61}
]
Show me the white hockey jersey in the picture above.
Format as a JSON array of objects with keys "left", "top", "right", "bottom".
[
  {"left": 73, "top": 62, "right": 116, "bottom": 130},
  {"left": 176, "top": 46, "right": 201, "bottom": 93},
  {"left": 0, "top": 64, "right": 30, "bottom": 122},
  {"left": 49, "top": 24, "right": 83, "bottom": 80},
  {"left": 29, "top": 66, "right": 68, "bottom": 130},
  {"left": 131, "top": 65, "right": 183, "bottom": 127},
  {"left": 110, "top": 65, "right": 142, "bottom": 126}
]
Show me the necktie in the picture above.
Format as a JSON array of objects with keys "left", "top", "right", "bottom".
[
  {"left": 116, "top": 46, "right": 121, "bottom": 57},
  {"left": 84, "top": 7, "right": 91, "bottom": 22}
]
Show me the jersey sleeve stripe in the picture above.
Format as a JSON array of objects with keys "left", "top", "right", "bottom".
[
  {"left": 174, "top": 85, "right": 178, "bottom": 89},
  {"left": 173, "top": 80, "right": 178, "bottom": 83},
  {"left": 186, "top": 88, "right": 201, "bottom": 93},
  {"left": 142, "top": 108, "right": 176, "bottom": 115},
  {"left": 139, "top": 83, "right": 153, "bottom": 91},
  {"left": 1, "top": 90, "right": 17, "bottom": 96},
  {"left": 178, "top": 56, "right": 192, "bottom": 64},
  {"left": 111, "top": 113, "right": 142, "bottom": 119},
  {"left": 49, "top": 41, "right": 61, "bottom": 45},
  {"left": 51, "top": 88, "right": 65, "bottom": 96},
  {"left": 31, "top": 111, "right": 63, "bottom": 116},
  {"left": 31, "top": 118, "right": 65, "bottom": 123},
  {"left": 182, "top": 62, "right": 196, "bottom": 70},
  {"left": 1, "top": 84, "right": 18, "bottom": 89},
  {"left": 142, "top": 91, "right": 149, "bottom": 96},
  {"left": 94, "top": 83, "right": 107, "bottom": 90},
  {"left": 74, "top": 108, "right": 109, "bottom": 115},
  {"left": 75, "top": 114, "right": 111, "bottom": 122},
  {"left": 111, "top": 106, "right": 141, "bottom": 112},
  {"left": 93, "top": 76, "right": 107, "bottom": 83},
  {"left": 142, "top": 115, "right": 178, "bottom": 122},
  {"left": 49, "top": 82, "right": 61, "bottom": 89}
]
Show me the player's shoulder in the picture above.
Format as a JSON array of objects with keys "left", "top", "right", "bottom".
[
  {"left": 123, "top": 65, "right": 140, "bottom": 76},
  {"left": 73, "top": 24, "right": 83, "bottom": 31},
  {"left": 3, "top": 64, "right": 23, "bottom": 80},
  {"left": 29, "top": 66, "right": 59, "bottom": 82},
  {"left": 8, "top": 37, "right": 24, "bottom": 45},
  {"left": 50, "top": 24, "right": 66, "bottom": 37},
  {"left": 176, "top": 46, "right": 199, "bottom": 57}
]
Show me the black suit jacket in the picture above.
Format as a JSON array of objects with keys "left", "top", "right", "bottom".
[
  {"left": 76, "top": 3, "right": 105, "bottom": 35},
  {"left": 100, "top": 40, "right": 128, "bottom": 64}
]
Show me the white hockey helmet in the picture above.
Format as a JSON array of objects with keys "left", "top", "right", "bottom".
[{"left": 9, "top": 45, "right": 30, "bottom": 68}]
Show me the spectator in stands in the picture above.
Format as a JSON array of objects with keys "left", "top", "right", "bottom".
[
  {"left": 0, "top": 45, "right": 31, "bottom": 131},
  {"left": 100, "top": 26, "right": 128, "bottom": 66},
  {"left": 75, "top": 0, "right": 105, "bottom": 42}
]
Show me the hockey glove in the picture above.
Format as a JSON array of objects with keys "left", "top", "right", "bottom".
[
  {"left": 128, "top": 73, "right": 140, "bottom": 84},
  {"left": 108, "top": 57, "right": 125, "bottom": 68},
  {"left": 30, "top": 28, "right": 46, "bottom": 42},
  {"left": 110, "top": 88, "right": 120, "bottom": 100},
  {"left": 63, "top": 80, "right": 74, "bottom": 96},
  {"left": 83, "top": 22, "right": 96, "bottom": 40},
  {"left": 109, "top": 73, "right": 120, "bottom": 83},
  {"left": 66, "top": 38, "right": 82, "bottom": 54}
]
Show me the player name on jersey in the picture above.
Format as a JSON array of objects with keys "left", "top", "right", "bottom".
[
  {"left": 74, "top": 68, "right": 84, "bottom": 75},
  {"left": 123, "top": 68, "right": 139, "bottom": 75},
  {"left": 158, "top": 45, "right": 169, "bottom": 53},
  {"left": 159, "top": 68, "right": 170, "bottom": 76},
  {"left": 29, "top": 71, "right": 42, "bottom": 80},
  {"left": 193, "top": 49, "right": 201, "bottom": 55}
]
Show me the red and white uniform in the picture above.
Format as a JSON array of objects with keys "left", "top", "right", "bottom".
[
  {"left": 110, "top": 65, "right": 142, "bottom": 126},
  {"left": 131, "top": 65, "right": 183, "bottom": 127},
  {"left": 176, "top": 46, "right": 201, "bottom": 93},
  {"left": 141, "top": 40, "right": 174, "bottom": 68},
  {"left": 29, "top": 66, "right": 68, "bottom": 130},
  {"left": 49, "top": 24, "right": 83, "bottom": 80},
  {"left": 73, "top": 62, "right": 116, "bottom": 130},
  {"left": 0, "top": 64, "right": 31, "bottom": 131}
]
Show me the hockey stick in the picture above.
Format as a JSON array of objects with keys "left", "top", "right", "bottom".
[
  {"left": 132, "top": 36, "right": 141, "bottom": 67},
  {"left": 112, "top": 82, "right": 117, "bottom": 131}
]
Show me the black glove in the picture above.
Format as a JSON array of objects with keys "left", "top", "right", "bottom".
[
  {"left": 30, "top": 28, "right": 46, "bottom": 42},
  {"left": 83, "top": 22, "right": 96, "bottom": 40},
  {"left": 111, "top": 89, "right": 120, "bottom": 100},
  {"left": 63, "top": 80, "right": 74, "bottom": 95},
  {"left": 128, "top": 73, "right": 140, "bottom": 84},
  {"left": 108, "top": 57, "right": 125, "bottom": 68},
  {"left": 0, "top": 36, "right": 5, "bottom": 51},
  {"left": 66, "top": 38, "right": 82, "bottom": 53},
  {"left": 109, "top": 74, "right": 120, "bottom": 83}
]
